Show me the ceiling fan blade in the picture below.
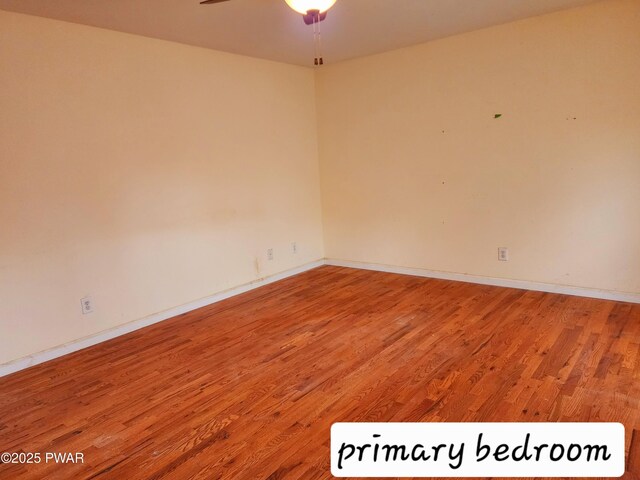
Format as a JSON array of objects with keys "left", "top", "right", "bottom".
[{"left": 200, "top": 0, "right": 231, "bottom": 4}]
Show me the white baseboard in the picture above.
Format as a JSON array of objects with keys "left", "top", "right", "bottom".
[
  {"left": 0, "top": 260, "right": 325, "bottom": 378},
  {"left": 3, "top": 257, "right": 638, "bottom": 377},
  {"left": 326, "top": 259, "right": 640, "bottom": 305}
]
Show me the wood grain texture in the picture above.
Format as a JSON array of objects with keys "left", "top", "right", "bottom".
[{"left": 0, "top": 265, "right": 639, "bottom": 479}]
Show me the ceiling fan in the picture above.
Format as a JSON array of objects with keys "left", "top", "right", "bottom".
[
  {"left": 200, "top": 0, "right": 337, "bottom": 25},
  {"left": 200, "top": 0, "right": 338, "bottom": 65}
]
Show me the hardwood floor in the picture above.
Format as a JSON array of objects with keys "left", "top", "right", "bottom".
[{"left": 1, "top": 265, "right": 639, "bottom": 479}]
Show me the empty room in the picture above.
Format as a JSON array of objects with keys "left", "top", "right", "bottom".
[{"left": 1, "top": 0, "right": 639, "bottom": 478}]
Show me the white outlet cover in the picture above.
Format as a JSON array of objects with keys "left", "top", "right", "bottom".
[
  {"left": 498, "top": 247, "right": 510, "bottom": 261},
  {"left": 81, "top": 296, "right": 94, "bottom": 314}
]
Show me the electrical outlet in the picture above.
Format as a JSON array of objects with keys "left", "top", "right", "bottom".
[
  {"left": 81, "top": 296, "right": 94, "bottom": 315},
  {"left": 267, "top": 248, "right": 274, "bottom": 261},
  {"left": 498, "top": 247, "right": 509, "bottom": 262},
  {"left": 292, "top": 242, "right": 298, "bottom": 254}
]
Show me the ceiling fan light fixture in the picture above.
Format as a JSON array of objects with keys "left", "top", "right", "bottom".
[{"left": 284, "top": 0, "right": 337, "bottom": 15}]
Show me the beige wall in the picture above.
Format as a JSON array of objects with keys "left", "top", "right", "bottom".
[
  {"left": 317, "top": 0, "right": 640, "bottom": 295},
  {"left": 0, "top": 10, "right": 324, "bottom": 364},
  {"left": 2, "top": 0, "right": 639, "bottom": 366}
]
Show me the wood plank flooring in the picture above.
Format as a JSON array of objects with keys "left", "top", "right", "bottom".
[{"left": 0, "top": 265, "right": 639, "bottom": 479}]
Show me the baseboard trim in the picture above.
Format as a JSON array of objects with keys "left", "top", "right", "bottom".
[
  {"left": 0, "top": 259, "right": 325, "bottom": 378},
  {"left": 326, "top": 258, "right": 640, "bottom": 305},
  {"left": 4, "top": 257, "right": 638, "bottom": 377}
]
